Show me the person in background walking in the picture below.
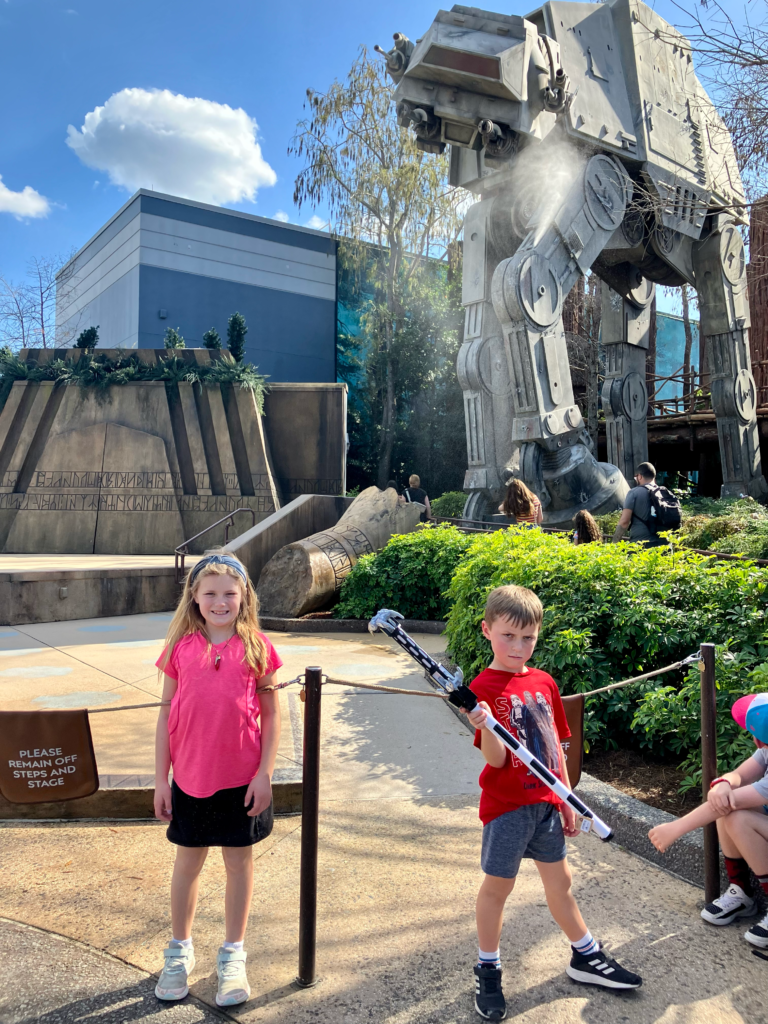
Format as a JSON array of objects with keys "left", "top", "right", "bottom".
[
  {"left": 613, "top": 462, "right": 661, "bottom": 545},
  {"left": 403, "top": 474, "right": 431, "bottom": 521},
  {"left": 572, "top": 510, "right": 602, "bottom": 545},
  {"left": 500, "top": 479, "right": 543, "bottom": 526},
  {"left": 386, "top": 480, "right": 405, "bottom": 504}
]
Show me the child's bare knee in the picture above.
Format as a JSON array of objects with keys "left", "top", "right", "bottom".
[
  {"left": 480, "top": 874, "right": 516, "bottom": 902},
  {"left": 221, "top": 846, "right": 253, "bottom": 872}
]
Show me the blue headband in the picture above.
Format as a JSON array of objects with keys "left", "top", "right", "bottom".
[{"left": 189, "top": 554, "right": 248, "bottom": 586}]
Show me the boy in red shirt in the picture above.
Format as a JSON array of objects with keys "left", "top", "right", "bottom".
[{"left": 463, "top": 585, "right": 642, "bottom": 1020}]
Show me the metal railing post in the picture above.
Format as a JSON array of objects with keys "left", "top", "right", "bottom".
[
  {"left": 297, "top": 666, "right": 322, "bottom": 988},
  {"left": 700, "top": 643, "right": 720, "bottom": 903}
]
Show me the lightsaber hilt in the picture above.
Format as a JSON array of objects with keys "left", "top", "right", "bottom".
[
  {"left": 368, "top": 608, "right": 614, "bottom": 843},
  {"left": 368, "top": 608, "right": 464, "bottom": 691}
]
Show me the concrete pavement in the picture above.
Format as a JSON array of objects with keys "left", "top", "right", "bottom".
[{"left": 1, "top": 612, "right": 767, "bottom": 1023}]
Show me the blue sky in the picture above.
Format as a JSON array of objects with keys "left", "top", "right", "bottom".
[{"left": 0, "top": 0, "right": 716, "bottom": 313}]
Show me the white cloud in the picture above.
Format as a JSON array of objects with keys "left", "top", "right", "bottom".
[
  {"left": 0, "top": 175, "right": 50, "bottom": 219},
  {"left": 273, "top": 210, "right": 290, "bottom": 222},
  {"left": 305, "top": 215, "right": 329, "bottom": 231},
  {"left": 66, "top": 87, "right": 277, "bottom": 206}
]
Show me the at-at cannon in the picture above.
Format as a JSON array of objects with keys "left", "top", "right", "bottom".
[{"left": 379, "top": 0, "right": 767, "bottom": 523}]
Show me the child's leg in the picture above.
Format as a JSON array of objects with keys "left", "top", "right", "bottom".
[
  {"left": 221, "top": 846, "right": 254, "bottom": 943},
  {"left": 648, "top": 800, "right": 720, "bottom": 852},
  {"left": 719, "top": 810, "right": 768, "bottom": 876},
  {"left": 476, "top": 874, "right": 516, "bottom": 952},
  {"left": 535, "top": 859, "right": 587, "bottom": 943},
  {"left": 171, "top": 847, "right": 208, "bottom": 939}
]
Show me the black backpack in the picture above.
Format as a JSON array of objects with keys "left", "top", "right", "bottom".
[{"left": 644, "top": 483, "right": 682, "bottom": 534}]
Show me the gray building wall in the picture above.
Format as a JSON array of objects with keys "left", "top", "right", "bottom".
[{"left": 56, "top": 191, "right": 337, "bottom": 383}]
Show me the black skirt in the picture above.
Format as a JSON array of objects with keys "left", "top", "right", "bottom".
[{"left": 166, "top": 780, "right": 274, "bottom": 847}]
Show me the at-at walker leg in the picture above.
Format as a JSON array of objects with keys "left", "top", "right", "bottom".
[
  {"left": 600, "top": 279, "right": 654, "bottom": 483},
  {"left": 463, "top": 153, "right": 632, "bottom": 526},
  {"left": 693, "top": 219, "right": 768, "bottom": 500},
  {"left": 457, "top": 199, "right": 516, "bottom": 521}
]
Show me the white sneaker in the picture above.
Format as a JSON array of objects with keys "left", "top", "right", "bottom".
[
  {"left": 745, "top": 911, "right": 768, "bottom": 948},
  {"left": 701, "top": 885, "right": 756, "bottom": 926},
  {"left": 216, "top": 947, "right": 251, "bottom": 1006},
  {"left": 155, "top": 941, "right": 195, "bottom": 1000}
]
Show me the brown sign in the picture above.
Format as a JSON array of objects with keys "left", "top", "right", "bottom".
[
  {"left": 0, "top": 710, "right": 99, "bottom": 803},
  {"left": 561, "top": 694, "right": 584, "bottom": 790}
]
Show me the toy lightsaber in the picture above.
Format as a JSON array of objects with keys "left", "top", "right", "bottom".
[{"left": 368, "top": 608, "right": 613, "bottom": 841}]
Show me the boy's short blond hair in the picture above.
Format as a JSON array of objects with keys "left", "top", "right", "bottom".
[
  {"left": 484, "top": 585, "right": 543, "bottom": 629},
  {"left": 409, "top": 474, "right": 420, "bottom": 487}
]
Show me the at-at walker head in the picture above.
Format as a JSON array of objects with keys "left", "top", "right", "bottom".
[{"left": 377, "top": 6, "right": 568, "bottom": 166}]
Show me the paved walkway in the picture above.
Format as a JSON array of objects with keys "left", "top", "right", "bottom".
[{"left": 1, "top": 612, "right": 766, "bottom": 1023}]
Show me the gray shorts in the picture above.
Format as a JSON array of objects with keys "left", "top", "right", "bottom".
[{"left": 481, "top": 803, "right": 567, "bottom": 879}]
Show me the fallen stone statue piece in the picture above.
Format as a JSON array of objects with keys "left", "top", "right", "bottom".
[{"left": 256, "top": 486, "right": 424, "bottom": 618}]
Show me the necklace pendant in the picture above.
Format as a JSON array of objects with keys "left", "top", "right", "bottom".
[{"left": 214, "top": 653, "right": 221, "bottom": 670}]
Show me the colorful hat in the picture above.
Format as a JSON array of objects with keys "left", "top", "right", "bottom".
[{"left": 732, "top": 693, "right": 768, "bottom": 743}]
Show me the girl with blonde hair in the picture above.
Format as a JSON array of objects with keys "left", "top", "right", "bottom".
[
  {"left": 153, "top": 552, "right": 282, "bottom": 1008},
  {"left": 499, "top": 478, "right": 543, "bottom": 526}
]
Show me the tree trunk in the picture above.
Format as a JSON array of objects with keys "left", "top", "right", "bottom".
[{"left": 681, "top": 284, "right": 693, "bottom": 407}]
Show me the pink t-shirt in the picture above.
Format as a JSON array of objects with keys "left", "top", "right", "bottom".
[{"left": 156, "top": 632, "right": 283, "bottom": 798}]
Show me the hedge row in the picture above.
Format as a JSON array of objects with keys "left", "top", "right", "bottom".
[{"left": 335, "top": 525, "right": 768, "bottom": 784}]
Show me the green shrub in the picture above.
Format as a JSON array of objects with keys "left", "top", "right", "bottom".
[
  {"left": 444, "top": 527, "right": 768, "bottom": 751},
  {"left": 431, "top": 491, "right": 466, "bottom": 518},
  {"left": 202, "top": 328, "right": 222, "bottom": 350},
  {"left": 633, "top": 647, "right": 768, "bottom": 791},
  {"left": 74, "top": 325, "right": 99, "bottom": 349},
  {"left": 164, "top": 327, "right": 185, "bottom": 349},
  {"left": 676, "top": 498, "right": 768, "bottom": 559},
  {"left": 227, "top": 312, "right": 247, "bottom": 362},
  {"left": 335, "top": 524, "right": 473, "bottom": 621}
]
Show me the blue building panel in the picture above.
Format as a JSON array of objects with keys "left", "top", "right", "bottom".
[{"left": 137, "top": 265, "right": 336, "bottom": 382}]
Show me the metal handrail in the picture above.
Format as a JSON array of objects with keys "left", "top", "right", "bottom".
[
  {"left": 174, "top": 507, "right": 256, "bottom": 584},
  {"left": 430, "top": 515, "right": 569, "bottom": 535}
]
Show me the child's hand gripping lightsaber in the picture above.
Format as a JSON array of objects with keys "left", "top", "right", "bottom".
[{"left": 368, "top": 608, "right": 613, "bottom": 842}]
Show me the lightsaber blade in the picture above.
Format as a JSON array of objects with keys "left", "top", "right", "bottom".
[{"left": 368, "top": 608, "right": 613, "bottom": 841}]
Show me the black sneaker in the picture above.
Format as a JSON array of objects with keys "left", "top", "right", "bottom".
[
  {"left": 566, "top": 943, "right": 642, "bottom": 990},
  {"left": 473, "top": 964, "right": 506, "bottom": 1020},
  {"left": 745, "top": 911, "right": 768, "bottom": 949},
  {"left": 701, "top": 884, "right": 756, "bottom": 926}
]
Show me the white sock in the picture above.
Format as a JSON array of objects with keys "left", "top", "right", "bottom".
[
  {"left": 223, "top": 940, "right": 244, "bottom": 951},
  {"left": 477, "top": 947, "right": 501, "bottom": 966},
  {"left": 571, "top": 930, "right": 598, "bottom": 955},
  {"left": 172, "top": 937, "right": 193, "bottom": 948}
]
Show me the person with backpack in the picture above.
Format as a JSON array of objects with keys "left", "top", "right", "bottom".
[
  {"left": 612, "top": 462, "right": 681, "bottom": 546},
  {"left": 403, "top": 474, "right": 431, "bottom": 522}
]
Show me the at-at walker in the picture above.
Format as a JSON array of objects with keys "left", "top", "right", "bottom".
[{"left": 379, "top": 0, "right": 767, "bottom": 524}]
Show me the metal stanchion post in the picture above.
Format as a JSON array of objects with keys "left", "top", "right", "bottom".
[
  {"left": 700, "top": 643, "right": 720, "bottom": 903},
  {"left": 296, "top": 666, "right": 322, "bottom": 988}
]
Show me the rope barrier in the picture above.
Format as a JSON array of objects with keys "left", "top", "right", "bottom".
[{"left": 66, "top": 652, "right": 704, "bottom": 712}]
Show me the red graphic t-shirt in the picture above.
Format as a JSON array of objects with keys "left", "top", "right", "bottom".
[{"left": 470, "top": 665, "right": 571, "bottom": 825}]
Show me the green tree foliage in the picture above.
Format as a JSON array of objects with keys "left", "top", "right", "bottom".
[
  {"left": 335, "top": 525, "right": 472, "bottom": 622},
  {"left": 227, "top": 312, "right": 247, "bottom": 362},
  {"left": 338, "top": 248, "right": 466, "bottom": 496},
  {"left": 74, "top": 325, "right": 99, "bottom": 350},
  {"left": 202, "top": 328, "right": 222, "bottom": 350},
  {"left": 430, "top": 491, "right": 468, "bottom": 518},
  {"left": 164, "top": 327, "right": 185, "bottom": 349},
  {"left": 290, "top": 48, "right": 466, "bottom": 486}
]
